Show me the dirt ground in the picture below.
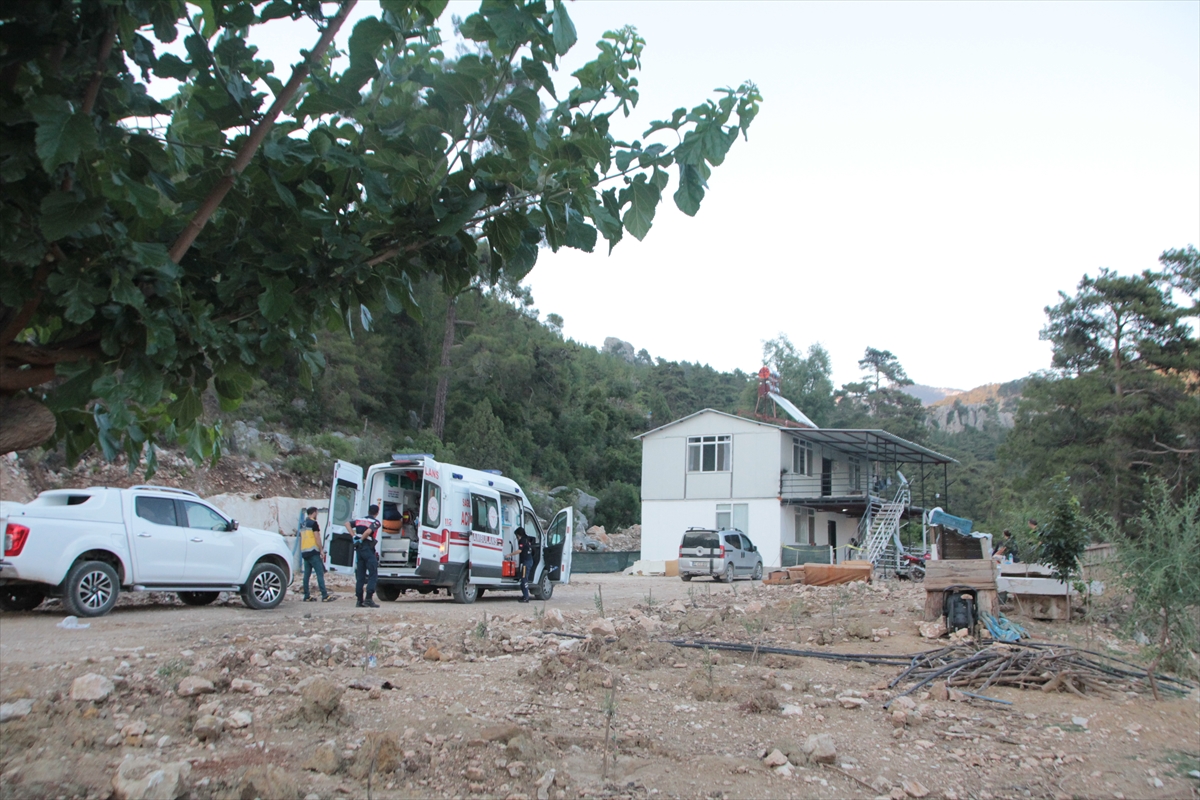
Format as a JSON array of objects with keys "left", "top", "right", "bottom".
[{"left": 1, "top": 572, "right": 1197, "bottom": 800}]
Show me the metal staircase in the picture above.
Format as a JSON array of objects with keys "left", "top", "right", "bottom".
[{"left": 861, "top": 479, "right": 910, "bottom": 573}]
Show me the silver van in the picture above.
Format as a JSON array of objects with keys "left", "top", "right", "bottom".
[{"left": 678, "top": 527, "right": 763, "bottom": 582}]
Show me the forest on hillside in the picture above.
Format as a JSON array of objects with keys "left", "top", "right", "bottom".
[{"left": 223, "top": 245, "right": 1198, "bottom": 538}]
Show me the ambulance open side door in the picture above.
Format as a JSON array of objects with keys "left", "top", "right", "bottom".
[
  {"left": 544, "top": 507, "right": 573, "bottom": 584},
  {"left": 325, "top": 460, "right": 363, "bottom": 572}
]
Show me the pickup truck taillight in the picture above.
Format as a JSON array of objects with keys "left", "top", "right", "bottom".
[{"left": 4, "top": 523, "right": 30, "bottom": 557}]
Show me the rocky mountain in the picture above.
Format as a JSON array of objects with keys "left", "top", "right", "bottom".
[
  {"left": 899, "top": 384, "right": 966, "bottom": 406},
  {"left": 925, "top": 380, "right": 1026, "bottom": 433}
]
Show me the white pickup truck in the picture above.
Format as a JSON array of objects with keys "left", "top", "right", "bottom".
[{"left": 0, "top": 485, "right": 293, "bottom": 616}]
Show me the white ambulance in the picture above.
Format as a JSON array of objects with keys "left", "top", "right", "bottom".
[{"left": 322, "top": 455, "right": 573, "bottom": 604}]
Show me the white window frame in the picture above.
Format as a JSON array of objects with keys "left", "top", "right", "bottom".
[
  {"left": 688, "top": 435, "right": 732, "bottom": 473},
  {"left": 717, "top": 502, "right": 749, "bottom": 533},
  {"left": 792, "top": 438, "right": 813, "bottom": 476}
]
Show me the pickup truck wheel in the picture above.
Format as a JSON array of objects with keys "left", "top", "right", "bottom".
[
  {"left": 451, "top": 570, "right": 478, "bottom": 604},
  {"left": 531, "top": 572, "right": 553, "bottom": 602},
  {"left": 240, "top": 563, "right": 286, "bottom": 610},
  {"left": 177, "top": 591, "right": 219, "bottom": 606},
  {"left": 376, "top": 584, "right": 401, "bottom": 602},
  {"left": 62, "top": 560, "right": 119, "bottom": 617},
  {"left": 0, "top": 586, "right": 47, "bottom": 612}
]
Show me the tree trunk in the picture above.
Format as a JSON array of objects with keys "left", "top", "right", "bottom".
[
  {"left": 0, "top": 395, "right": 56, "bottom": 454},
  {"left": 431, "top": 297, "right": 457, "bottom": 441}
]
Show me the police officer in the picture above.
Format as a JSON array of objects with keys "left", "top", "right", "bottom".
[
  {"left": 349, "top": 504, "right": 382, "bottom": 608},
  {"left": 516, "top": 526, "right": 534, "bottom": 603}
]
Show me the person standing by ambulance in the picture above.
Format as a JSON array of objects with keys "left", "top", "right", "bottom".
[
  {"left": 350, "top": 505, "right": 382, "bottom": 608},
  {"left": 300, "top": 507, "right": 336, "bottom": 602},
  {"left": 516, "top": 526, "right": 534, "bottom": 603}
]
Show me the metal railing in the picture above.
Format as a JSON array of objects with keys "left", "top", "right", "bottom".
[
  {"left": 863, "top": 483, "right": 910, "bottom": 572},
  {"left": 779, "top": 473, "right": 867, "bottom": 499}
]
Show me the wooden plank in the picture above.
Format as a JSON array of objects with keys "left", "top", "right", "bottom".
[{"left": 925, "top": 559, "right": 997, "bottom": 590}]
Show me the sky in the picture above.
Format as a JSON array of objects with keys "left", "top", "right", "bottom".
[{"left": 244, "top": 1, "right": 1200, "bottom": 390}]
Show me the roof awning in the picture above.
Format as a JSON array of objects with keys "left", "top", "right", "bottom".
[{"left": 786, "top": 429, "right": 956, "bottom": 465}]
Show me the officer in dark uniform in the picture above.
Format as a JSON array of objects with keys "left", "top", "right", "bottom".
[
  {"left": 516, "top": 526, "right": 534, "bottom": 603},
  {"left": 349, "top": 504, "right": 382, "bottom": 608}
]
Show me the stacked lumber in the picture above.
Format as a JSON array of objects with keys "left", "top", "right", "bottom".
[
  {"left": 762, "top": 566, "right": 808, "bottom": 585},
  {"left": 885, "top": 642, "right": 1193, "bottom": 703}
]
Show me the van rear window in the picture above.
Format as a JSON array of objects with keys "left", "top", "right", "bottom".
[{"left": 682, "top": 531, "right": 718, "bottom": 548}]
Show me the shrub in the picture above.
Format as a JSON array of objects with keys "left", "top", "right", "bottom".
[{"left": 1117, "top": 481, "right": 1200, "bottom": 690}]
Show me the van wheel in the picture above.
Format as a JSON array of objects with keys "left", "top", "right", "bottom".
[
  {"left": 680, "top": 574, "right": 692, "bottom": 582},
  {"left": 752, "top": 563, "right": 763, "bottom": 581},
  {"left": 376, "top": 585, "right": 401, "bottom": 602},
  {"left": 240, "top": 562, "right": 286, "bottom": 610},
  {"left": 451, "top": 571, "right": 478, "bottom": 604},
  {"left": 62, "top": 560, "right": 119, "bottom": 617},
  {"left": 177, "top": 591, "right": 219, "bottom": 606},
  {"left": 416, "top": 587, "right": 433, "bottom": 595},
  {"left": 531, "top": 572, "right": 553, "bottom": 602},
  {"left": 722, "top": 564, "right": 735, "bottom": 583},
  {"left": 0, "top": 586, "right": 47, "bottom": 612}
]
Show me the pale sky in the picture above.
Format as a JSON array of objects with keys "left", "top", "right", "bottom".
[{"left": 239, "top": 1, "right": 1200, "bottom": 389}]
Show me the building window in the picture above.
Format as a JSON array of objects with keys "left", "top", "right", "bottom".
[
  {"left": 792, "top": 438, "right": 813, "bottom": 476},
  {"left": 716, "top": 502, "right": 749, "bottom": 533},
  {"left": 848, "top": 457, "right": 862, "bottom": 491},
  {"left": 688, "top": 435, "right": 731, "bottom": 472}
]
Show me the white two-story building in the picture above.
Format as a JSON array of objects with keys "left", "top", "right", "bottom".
[{"left": 636, "top": 409, "right": 955, "bottom": 568}]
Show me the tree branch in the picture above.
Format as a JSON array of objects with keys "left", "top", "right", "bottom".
[
  {"left": 81, "top": 21, "right": 119, "bottom": 116},
  {"left": 167, "top": 0, "right": 359, "bottom": 265},
  {"left": 0, "top": 251, "right": 59, "bottom": 347}
]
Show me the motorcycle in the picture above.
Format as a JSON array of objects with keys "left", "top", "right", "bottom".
[{"left": 895, "top": 550, "right": 928, "bottom": 581}]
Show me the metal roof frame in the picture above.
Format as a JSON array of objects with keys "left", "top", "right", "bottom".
[{"left": 784, "top": 428, "right": 956, "bottom": 465}]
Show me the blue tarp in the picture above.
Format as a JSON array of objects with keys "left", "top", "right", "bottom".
[{"left": 929, "top": 508, "right": 973, "bottom": 534}]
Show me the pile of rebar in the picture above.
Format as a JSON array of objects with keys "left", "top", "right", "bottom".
[{"left": 885, "top": 641, "right": 1193, "bottom": 706}]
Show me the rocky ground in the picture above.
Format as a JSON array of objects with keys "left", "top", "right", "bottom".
[{"left": 1, "top": 573, "right": 1197, "bottom": 800}]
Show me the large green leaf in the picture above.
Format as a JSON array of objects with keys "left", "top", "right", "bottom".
[
  {"left": 673, "top": 163, "right": 705, "bottom": 216},
  {"left": 257, "top": 275, "right": 295, "bottom": 322},
  {"left": 39, "top": 191, "right": 105, "bottom": 241},
  {"left": 620, "top": 176, "right": 660, "bottom": 241},
  {"left": 29, "top": 97, "right": 98, "bottom": 172},
  {"left": 551, "top": 1, "right": 577, "bottom": 55}
]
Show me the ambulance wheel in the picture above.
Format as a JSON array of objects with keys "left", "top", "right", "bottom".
[
  {"left": 376, "top": 585, "right": 401, "bottom": 602},
  {"left": 451, "top": 571, "right": 478, "bottom": 604},
  {"left": 531, "top": 572, "right": 553, "bottom": 602}
]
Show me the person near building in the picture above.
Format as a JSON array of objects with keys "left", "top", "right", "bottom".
[
  {"left": 300, "top": 507, "right": 335, "bottom": 602},
  {"left": 994, "top": 529, "right": 1021, "bottom": 562},
  {"left": 516, "top": 526, "right": 534, "bottom": 603},
  {"left": 350, "top": 505, "right": 382, "bottom": 608}
]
